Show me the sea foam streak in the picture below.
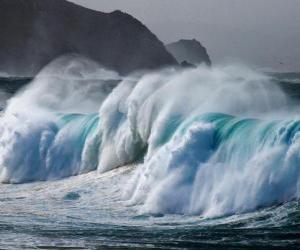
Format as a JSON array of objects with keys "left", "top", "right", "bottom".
[{"left": 0, "top": 56, "right": 299, "bottom": 217}]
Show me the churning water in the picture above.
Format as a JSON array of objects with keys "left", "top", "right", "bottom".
[{"left": 0, "top": 57, "right": 300, "bottom": 249}]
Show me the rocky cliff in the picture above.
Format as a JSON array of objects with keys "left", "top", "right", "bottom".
[
  {"left": 166, "top": 39, "right": 211, "bottom": 66},
  {"left": 0, "top": 0, "right": 177, "bottom": 76}
]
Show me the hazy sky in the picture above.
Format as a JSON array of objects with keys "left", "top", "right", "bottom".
[{"left": 70, "top": 0, "right": 300, "bottom": 72}]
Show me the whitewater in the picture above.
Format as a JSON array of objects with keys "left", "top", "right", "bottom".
[{"left": 0, "top": 56, "right": 299, "bottom": 248}]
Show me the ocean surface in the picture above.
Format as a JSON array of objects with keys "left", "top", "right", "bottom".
[{"left": 0, "top": 61, "right": 300, "bottom": 249}]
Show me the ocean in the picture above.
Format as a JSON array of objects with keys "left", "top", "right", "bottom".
[{"left": 0, "top": 63, "right": 300, "bottom": 249}]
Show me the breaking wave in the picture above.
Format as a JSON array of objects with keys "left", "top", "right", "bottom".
[{"left": 1, "top": 56, "right": 300, "bottom": 217}]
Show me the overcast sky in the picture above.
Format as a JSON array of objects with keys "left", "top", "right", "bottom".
[{"left": 70, "top": 0, "right": 300, "bottom": 72}]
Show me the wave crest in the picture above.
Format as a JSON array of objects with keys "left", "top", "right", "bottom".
[{"left": 0, "top": 58, "right": 299, "bottom": 217}]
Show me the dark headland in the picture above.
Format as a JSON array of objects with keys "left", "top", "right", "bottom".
[{"left": 0, "top": 0, "right": 178, "bottom": 76}]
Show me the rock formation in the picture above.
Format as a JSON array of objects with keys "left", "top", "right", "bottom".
[
  {"left": 0, "top": 0, "right": 177, "bottom": 76},
  {"left": 166, "top": 39, "right": 211, "bottom": 66}
]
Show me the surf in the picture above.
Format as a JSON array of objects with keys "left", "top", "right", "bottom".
[{"left": 0, "top": 56, "right": 299, "bottom": 218}]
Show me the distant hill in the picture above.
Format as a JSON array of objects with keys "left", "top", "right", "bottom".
[
  {"left": 0, "top": 0, "right": 177, "bottom": 76},
  {"left": 166, "top": 39, "right": 211, "bottom": 66}
]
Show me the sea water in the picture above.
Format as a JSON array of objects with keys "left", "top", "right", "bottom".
[{"left": 0, "top": 58, "right": 299, "bottom": 248}]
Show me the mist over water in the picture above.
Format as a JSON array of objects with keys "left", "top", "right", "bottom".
[{"left": 0, "top": 56, "right": 300, "bottom": 248}]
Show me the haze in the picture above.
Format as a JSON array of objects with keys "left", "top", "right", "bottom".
[{"left": 70, "top": 0, "right": 300, "bottom": 72}]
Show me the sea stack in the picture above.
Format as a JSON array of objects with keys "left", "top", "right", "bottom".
[{"left": 166, "top": 39, "right": 211, "bottom": 66}]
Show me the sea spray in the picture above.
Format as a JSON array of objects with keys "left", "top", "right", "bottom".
[{"left": 0, "top": 57, "right": 299, "bottom": 217}]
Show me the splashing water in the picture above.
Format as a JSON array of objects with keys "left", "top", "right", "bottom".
[{"left": 0, "top": 57, "right": 300, "bottom": 221}]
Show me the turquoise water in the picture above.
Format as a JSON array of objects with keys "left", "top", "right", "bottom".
[{"left": 0, "top": 69, "right": 300, "bottom": 248}]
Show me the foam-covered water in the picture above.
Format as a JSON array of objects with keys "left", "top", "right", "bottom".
[
  {"left": 0, "top": 57, "right": 300, "bottom": 248},
  {"left": 1, "top": 167, "right": 299, "bottom": 249}
]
